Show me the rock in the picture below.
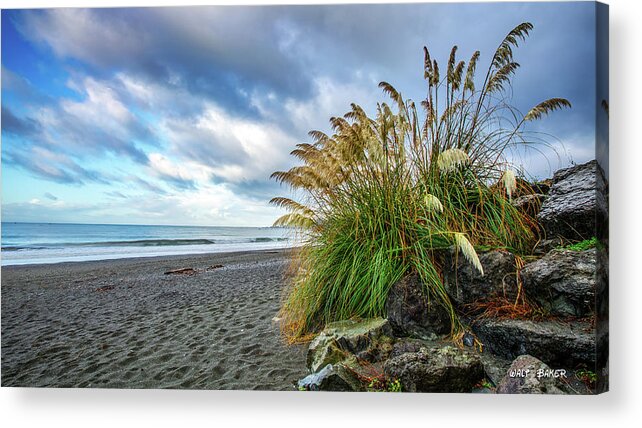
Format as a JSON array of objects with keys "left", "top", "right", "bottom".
[
  {"left": 595, "top": 160, "right": 609, "bottom": 243},
  {"left": 297, "top": 363, "right": 362, "bottom": 391},
  {"left": 306, "top": 338, "right": 347, "bottom": 374},
  {"left": 383, "top": 344, "right": 484, "bottom": 392},
  {"left": 388, "top": 338, "right": 511, "bottom": 389},
  {"left": 521, "top": 249, "right": 596, "bottom": 317},
  {"left": 533, "top": 238, "right": 565, "bottom": 256},
  {"left": 512, "top": 193, "right": 545, "bottom": 217},
  {"left": 387, "top": 338, "right": 426, "bottom": 359},
  {"left": 512, "top": 178, "right": 550, "bottom": 198},
  {"left": 531, "top": 180, "right": 552, "bottom": 195},
  {"left": 538, "top": 160, "right": 606, "bottom": 241},
  {"left": 307, "top": 318, "right": 393, "bottom": 372},
  {"left": 462, "top": 332, "right": 475, "bottom": 348},
  {"left": 595, "top": 246, "right": 609, "bottom": 393},
  {"left": 385, "top": 273, "right": 451, "bottom": 339},
  {"left": 472, "top": 318, "right": 596, "bottom": 368},
  {"left": 478, "top": 352, "right": 513, "bottom": 387},
  {"left": 443, "top": 250, "right": 519, "bottom": 306},
  {"left": 496, "top": 355, "right": 569, "bottom": 394}
]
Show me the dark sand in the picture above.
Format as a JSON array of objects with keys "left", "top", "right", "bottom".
[{"left": 1, "top": 249, "right": 308, "bottom": 390}]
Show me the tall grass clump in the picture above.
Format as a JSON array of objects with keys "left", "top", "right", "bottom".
[{"left": 271, "top": 22, "right": 571, "bottom": 342}]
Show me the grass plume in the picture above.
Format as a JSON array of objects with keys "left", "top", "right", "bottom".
[{"left": 271, "top": 22, "right": 571, "bottom": 341}]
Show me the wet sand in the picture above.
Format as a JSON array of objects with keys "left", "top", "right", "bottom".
[{"left": 1, "top": 249, "right": 308, "bottom": 390}]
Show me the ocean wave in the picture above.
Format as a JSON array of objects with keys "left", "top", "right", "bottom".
[
  {"left": 86, "top": 239, "right": 218, "bottom": 247},
  {"left": 251, "top": 237, "right": 289, "bottom": 243},
  {"left": 2, "top": 246, "right": 52, "bottom": 251},
  {"left": 2, "top": 237, "right": 290, "bottom": 250}
]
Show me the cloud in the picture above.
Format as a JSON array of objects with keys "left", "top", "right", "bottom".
[
  {"left": 2, "top": 74, "right": 156, "bottom": 185},
  {"left": 3, "top": 146, "right": 110, "bottom": 185},
  {"left": 147, "top": 153, "right": 202, "bottom": 190},
  {"left": 18, "top": 7, "right": 316, "bottom": 113},
  {"left": 21, "top": 9, "right": 147, "bottom": 71},
  {"left": 159, "top": 102, "right": 299, "bottom": 184},
  {"left": 57, "top": 77, "right": 154, "bottom": 163},
  {"left": 125, "top": 175, "right": 169, "bottom": 196},
  {"left": 1, "top": 3, "right": 599, "bottom": 226},
  {"left": 1, "top": 66, "right": 54, "bottom": 107},
  {"left": 3, "top": 181, "right": 286, "bottom": 227},
  {"left": 104, "top": 191, "right": 128, "bottom": 199},
  {"left": 43, "top": 192, "right": 58, "bottom": 201},
  {"left": 1, "top": 106, "right": 40, "bottom": 136}
]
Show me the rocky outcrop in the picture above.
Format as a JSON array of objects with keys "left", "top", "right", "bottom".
[
  {"left": 443, "top": 250, "right": 519, "bottom": 306},
  {"left": 521, "top": 249, "right": 596, "bottom": 317},
  {"left": 385, "top": 273, "right": 451, "bottom": 340},
  {"left": 472, "top": 318, "right": 595, "bottom": 367},
  {"left": 306, "top": 318, "right": 393, "bottom": 372},
  {"left": 538, "top": 160, "right": 605, "bottom": 241},
  {"left": 496, "top": 355, "right": 569, "bottom": 394},
  {"left": 297, "top": 363, "right": 362, "bottom": 392},
  {"left": 383, "top": 343, "right": 484, "bottom": 393},
  {"left": 294, "top": 161, "right": 607, "bottom": 394}
]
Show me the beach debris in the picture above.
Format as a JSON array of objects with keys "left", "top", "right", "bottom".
[
  {"left": 206, "top": 264, "right": 224, "bottom": 271},
  {"left": 94, "top": 285, "right": 115, "bottom": 292},
  {"left": 164, "top": 267, "right": 198, "bottom": 276},
  {"left": 297, "top": 363, "right": 362, "bottom": 392}
]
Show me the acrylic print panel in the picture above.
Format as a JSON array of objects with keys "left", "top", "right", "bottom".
[{"left": 0, "top": 1, "right": 608, "bottom": 394}]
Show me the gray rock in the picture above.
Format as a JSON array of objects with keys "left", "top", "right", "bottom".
[
  {"left": 473, "top": 318, "right": 595, "bottom": 367},
  {"left": 496, "top": 355, "right": 569, "bottom": 394},
  {"left": 479, "top": 352, "right": 513, "bottom": 387},
  {"left": 387, "top": 338, "right": 426, "bottom": 359},
  {"left": 388, "top": 338, "right": 512, "bottom": 389},
  {"left": 538, "top": 160, "right": 606, "bottom": 241},
  {"left": 595, "top": 160, "right": 609, "bottom": 242},
  {"left": 385, "top": 273, "right": 451, "bottom": 339},
  {"left": 462, "top": 332, "right": 475, "bottom": 348},
  {"left": 533, "top": 238, "right": 565, "bottom": 256},
  {"left": 512, "top": 193, "right": 546, "bottom": 217},
  {"left": 443, "top": 250, "right": 519, "bottom": 306},
  {"left": 307, "top": 318, "right": 393, "bottom": 372},
  {"left": 521, "top": 249, "right": 596, "bottom": 317},
  {"left": 383, "top": 344, "right": 484, "bottom": 392},
  {"left": 297, "top": 364, "right": 362, "bottom": 392},
  {"left": 531, "top": 180, "right": 552, "bottom": 195}
]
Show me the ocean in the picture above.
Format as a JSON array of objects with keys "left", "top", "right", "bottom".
[{"left": 1, "top": 222, "right": 296, "bottom": 266}]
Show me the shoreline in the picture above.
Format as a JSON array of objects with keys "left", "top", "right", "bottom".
[
  {"left": 1, "top": 246, "right": 301, "bottom": 270},
  {"left": 1, "top": 248, "right": 308, "bottom": 390},
  {"left": 0, "top": 244, "right": 301, "bottom": 268}
]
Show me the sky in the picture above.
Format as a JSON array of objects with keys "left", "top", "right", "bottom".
[{"left": 1, "top": 2, "right": 601, "bottom": 227}]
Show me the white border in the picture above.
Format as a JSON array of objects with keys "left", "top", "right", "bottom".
[{"left": 2, "top": 1, "right": 640, "bottom": 427}]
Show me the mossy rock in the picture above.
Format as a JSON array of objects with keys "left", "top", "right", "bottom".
[{"left": 307, "top": 318, "right": 393, "bottom": 372}]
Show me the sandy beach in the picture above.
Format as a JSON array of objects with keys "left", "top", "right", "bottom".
[{"left": 1, "top": 249, "right": 308, "bottom": 390}]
